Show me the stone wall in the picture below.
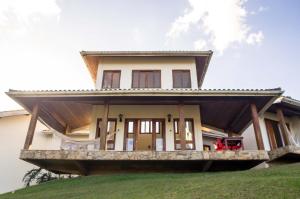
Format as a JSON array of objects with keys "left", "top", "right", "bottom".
[{"left": 20, "top": 149, "right": 269, "bottom": 161}]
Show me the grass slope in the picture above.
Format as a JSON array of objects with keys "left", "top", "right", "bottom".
[{"left": 1, "top": 163, "right": 300, "bottom": 199}]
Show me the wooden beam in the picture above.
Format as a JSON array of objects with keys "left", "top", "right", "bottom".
[
  {"left": 178, "top": 104, "right": 186, "bottom": 150},
  {"left": 250, "top": 103, "right": 264, "bottom": 150},
  {"left": 276, "top": 108, "right": 290, "bottom": 146},
  {"left": 226, "top": 130, "right": 233, "bottom": 137},
  {"left": 265, "top": 119, "right": 277, "bottom": 150},
  {"left": 152, "top": 121, "right": 156, "bottom": 151},
  {"left": 227, "top": 104, "right": 249, "bottom": 131},
  {"left": 65, "top": 125, "right": 71, "bottom": 134},
  {"left": 74, "top": 161, "right": 88, "bottom": 176},
  {"left": 24, "top": 104, "right": 40, "bottom": 149},
  {"left": 202, "top": 160, "right": 213, "bottom": 172},
  {"left": 100, "top": 104, "right": 109, "bottom": 150}
]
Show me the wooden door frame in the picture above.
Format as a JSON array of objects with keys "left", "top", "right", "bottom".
[
  {"left": 173, "top": 118, "right": 196, "bottom": 150},
  {"left": 96, "top": 118, "right": 117, "bottom": 150},
  {"left": 123, "top": 118, "right": 166, "bottom": 151}
]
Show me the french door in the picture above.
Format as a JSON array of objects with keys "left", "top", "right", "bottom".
[{"left": 124, "top": 119, "right": 165, "bottom": 151}]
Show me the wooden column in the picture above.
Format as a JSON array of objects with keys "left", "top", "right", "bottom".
[
  {"left": 250, "top": 103, "right": 264, "bottom": 150},
  {"left": 226, "top": 130, "right": 233, "bottom": 137},
  {"left": 152, "top": 121, "right": 156, "bottom": 151},
  {"left": 100, "top": 104, "right": 109, "bottom": 150},
  {"left": 276, "top": 108, "right": 290, "bottom": 146},
  {"left": 24, "top": 104, "right": 40, "bottom": 149},
  {"left": 178, "top": 104, "right": 186, "bottom": 150}
]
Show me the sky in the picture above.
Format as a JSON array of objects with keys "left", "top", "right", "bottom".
[{"left": 0, "top": 0, "right": 299, "bottom": 111}]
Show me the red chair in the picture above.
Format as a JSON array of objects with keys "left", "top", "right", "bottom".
[
  {"left": 231, "top": 142, "right": 242, "bottom": 150},
  {"left": 215, "top": 139, "right": 226, "bottom": 151}
]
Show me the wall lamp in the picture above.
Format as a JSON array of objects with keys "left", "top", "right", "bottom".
[
  {"left": 118, "top": 114, "right": 123, "bottom": 122},
  {"left": 167, "top": 114, "right": 172, "bottom": 122}
]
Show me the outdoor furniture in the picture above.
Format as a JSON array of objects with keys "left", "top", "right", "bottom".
[{"left": 215, "top": 137, "right": 244, "bottom": 151}]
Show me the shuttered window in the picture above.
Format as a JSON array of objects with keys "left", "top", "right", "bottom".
[
  {"left": 102, "top": 71, "right": 121, "bottom": 88},
  {"left": 132, "top": 70, "right": 161, "bottom": 88},
  {"left": 172, "top": 70, "right": 191, "bottom": 88}
]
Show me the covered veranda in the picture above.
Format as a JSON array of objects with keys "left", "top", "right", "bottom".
[{"left": 7, "top": 88, "right": 282, "bottom": 174}]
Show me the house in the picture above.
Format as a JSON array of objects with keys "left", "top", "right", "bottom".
[
  {"left": 5, "top": 51, "right": 300, "bottom": 175},
  {"left": 243, "top": 96, "right": 300, "bottom": 162},
  {"left": 0, "top": 110, "right": 87, "bottom": 193},
  {"left": 0, "top": 110, "right": 50, "bottom": 193}
]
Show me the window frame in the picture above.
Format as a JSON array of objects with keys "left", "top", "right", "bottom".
[
  {"left": 173, "top": 118, "right": 195, "bottom": 150},
  {"left": 172, "top": 70, "right": 191, "bottom": 88},
  {"left": 131, "top": 70, "right": 161, "bottom": 88},
  {"left": 102, "top": 70, "right": 121, "bottom": 89},
  {"left": 95, "top": 118, "right": 117, "bottom": 150}
]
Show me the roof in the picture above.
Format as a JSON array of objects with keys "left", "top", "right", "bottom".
[
  {"left": 0, "top": 109, "right": 28, "bottom": 118},
  {"left": 80, "top": 50, "right": 213, "bottom": 88},
  {"left": 6, "top": 88, "right": 283, "bottom": 135},
  {"left": 268, "top": 96, "right": 300, "bottom": 117},
  {"left": 80, "top": 50, "right": 212, "bottom": 56},
  {"left": 7, "top": 88, "right": 282, "bottom": 97}
]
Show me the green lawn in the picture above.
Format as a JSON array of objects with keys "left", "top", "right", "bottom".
[{"left": 1, "top": 163, "right": 300, "bottom": 199}]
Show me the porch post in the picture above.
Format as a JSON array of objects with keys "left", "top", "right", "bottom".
[
  {"left": 250, "top": 103, "right": 264, "bottom": 150},
  {"left": 276, "top": 108, "right": 290, "bottom": 146},
  {"left": 24, "top": 103, "right": 40, "bottom": 149},
  {"left": 100, "top": 104, "right": 109, "bottom": 150},
  {"left": 178, "top": 104, "right": 186, "bottom": 150}
]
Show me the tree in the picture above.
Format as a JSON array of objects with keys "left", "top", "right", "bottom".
[
  {"left": 22, "top": 168, "right": 58, "bottom": 187},
  {"left": 22, "top": 168, "right": 42, "bottom": 187}
]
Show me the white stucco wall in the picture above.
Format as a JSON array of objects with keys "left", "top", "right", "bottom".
[
  {"left": 202, "top": 136, "right": 217, "bottom": 151},
  {"left": 95, "top": 57, "right": 198, "bottom": 89},
  {"left": 290, "top": 116, "right": 300, "bottom": 143},
  {"left": 0, "top": 113, "right": 85, "bottom": 193},
  {"left": 89, "top": 105, "right": 203, "bottom": 151},
  {"left": 242, "top": 112, "right": 300, "bottom": 151},
  {"left": 0, "top": 114, "right": 48, "bottom": 193}
]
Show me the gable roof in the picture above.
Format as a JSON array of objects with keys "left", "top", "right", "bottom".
[{"left": 80, "top": 50, "right": 213, "bottom": 88}]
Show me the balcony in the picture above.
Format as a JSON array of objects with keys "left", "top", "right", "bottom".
[{"left": 20, "top": 149, "right": 269, "bottom": 175}]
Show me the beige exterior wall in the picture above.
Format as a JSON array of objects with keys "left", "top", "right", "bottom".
[
  {"left": 0, "top": 113, "right": 86, "bottom": 193},
  {"left": 0, "top": 114, "right": 48, "bottom": 193},
  {"left": 290, "top": 116, "right": 300, "bottom": 143},
  {"left": 95, "top": 57, "right": 198, "bottom": 89},
  {"left": 242, "top": 112, "right": 300, "bottom": 151},
  {"left": 202, "top": 136, "right": 217, "bottom": 151},
  {"left": 89, "top": 105, "right": 204, "bottom": 151}
]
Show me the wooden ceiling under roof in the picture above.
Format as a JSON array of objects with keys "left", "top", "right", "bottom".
[{"left": 8, "top": 90, "right": 281, "bottom": 134}]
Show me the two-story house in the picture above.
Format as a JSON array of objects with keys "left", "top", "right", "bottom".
[{"left": 6, "top": 51, "right": 299, "bottom": 175}]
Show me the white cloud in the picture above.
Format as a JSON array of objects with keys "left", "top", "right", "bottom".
[
  {"left": 194, "top": 39, "right": 207, "bottom": 50},
  {"left": 167, "top": 0, "right": 264, "bottom": 53},
  {"left": 246, "top": 31, "right": 264, "bottom": 45},
  {"left": 0, "top": 0, "right": 61, "bottom": 36},
  {"left": 258, "top": 6, "right": 268, "bottom": 12}
]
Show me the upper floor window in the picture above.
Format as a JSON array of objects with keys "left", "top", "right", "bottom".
[
  {"left": 102, "top": 70, "right": 121, "bottom": 88},
  {"left": 172, "top": 70, "right": 191, "bottom": 88},
  {"left": 132, "top": 70, "right": 161, "bottom": 88}
]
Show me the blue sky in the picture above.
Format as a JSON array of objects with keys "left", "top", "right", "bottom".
[{"left": 0, "top": 0, "right": 299, "bottom": 111}]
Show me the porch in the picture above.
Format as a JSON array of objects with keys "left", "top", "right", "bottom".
[{"left": 7, "top": 88, "right": 283, "bottom": 173}]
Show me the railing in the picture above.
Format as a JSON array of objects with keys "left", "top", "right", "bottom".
[{"left": 61, "top": 139, "right": 100, "bottom": 150}]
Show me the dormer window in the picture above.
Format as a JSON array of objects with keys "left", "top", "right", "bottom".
[
  {"left": 102, "top": 70, "right": 121, "bottom": 88},
  {"left": 132, "top": 70, "right": 161, "bottom": 88},
  {"left": 172, "top": 70, "right": 191, "bottom": 88}
]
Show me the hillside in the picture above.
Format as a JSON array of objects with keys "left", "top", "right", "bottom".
[{"left": 1, "top": 163, "right": 300, "bottom": 199}]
